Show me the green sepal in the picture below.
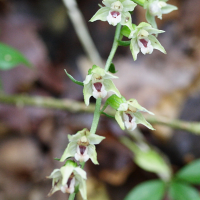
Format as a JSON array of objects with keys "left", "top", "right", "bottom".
[
  {"left": 106, "top": 94, "right": 126, "bottom": 110},
  {"left": 108, "top": 63, "right": 118, "bottom": 74},
  {"left": 64, "top": 69, "right": 84, "bottom": 86},
  {"left": 88, "top": 64, "right": 98, "bottom": 75},
  {"left": 118, "top": 40, "right": 131, "bottom": 46}
]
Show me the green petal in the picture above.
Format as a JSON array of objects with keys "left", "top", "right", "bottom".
[
  {"left": 83, "top": 74, "right": 92, "bottom": 84},
  {"left": 88, "top": 144, "right": 99, "bottom": 165},
  {"left": 118, "top": 102, "right": 128, "bottom": 111},
  {"left": 47, "top": 169, "right": 61, "bottom": 179},
  {"left": 122, "top": 0, "right": 137, "bottom": 12},
  {"left": 146, "top": 9, "right": 157, "bottom": 28},
  {"left": 92, "top": 66, "right": 106, "bottom": 77},
  {"left": 83, "top": 81, "right": 93, "bottom": 106},
  {"left": 103, "top": 79, "right": 121, "bottom": 97},
  {"left": 161, "top": 4, "right": 178, "bottom": 14},
  {"left": 60, "top": 142, "right": 77, "bottom": 162},
  {"left": 137, "top": 22, "right": 151, "bottom": 29},
  {"left": 69, "top": 128, "right": 88, "bottom": 142},
  {"left": 115, "top": 111, "right": 125, "bottom": 130},
  {"left": 87, "top": 134, "right": 105, "bottom": 145},
  {"left": 130, "top": 38, "right": 140, "bottom": 61},
  {"left": 144, "top": 27, "right": 165, "bottom": 35},
  {"left": 74, "top": 167, "right": 87, "bottom": 180},
  {"left": 134, "top": 112, "right": 155, "bottom": 130},
  {"left": 104, "top": 71, "right": 118, "bottom": 79},
  {"left": 121, "top": 12, "right": 133, "bottom": 31},
  {"left": 60, "top": 165, "right": 74, "bottom": 185},
  {"left": 128, "top": 99, "right": 154, "bottom": 115},
  {"left": 76, "top": 174, "right": 87, "bottom": 200},
  {"left": 90, "top": 7, "right": 110, "bottom": 22},
  {"left": 102, "top": 0, "right": 116, "bottom": 7},
  {"left": 148, "top": 35, "right": 166, "bottom": 54}
]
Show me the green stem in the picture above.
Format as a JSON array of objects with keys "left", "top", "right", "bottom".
[
  {"left": 90, "top": 98, "right": 102, "bottom": 134},
  {"left": 68, "top": 193, "right": 76, "bottom": 200},
  {"left": 104, "top": 23, "right": 122, "bottom": 72}
]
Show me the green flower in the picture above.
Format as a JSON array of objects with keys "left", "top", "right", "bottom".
[
  {"left": 144, "top": 0, "right": 177, "bottom": 28},
  {"left": 60, "top": 128, "right": 105, "bottom": 165},
  {"left": 83, "top": 65, "right": 121, "bottom": 106},
  {"left": 115, "top": 98, "right": 155, "bottom": 131},
  {"left": 47, "top": 160, "right": 87, "bottom": 200},
  {"left": 90, "top": 0, "right": 137, "bottom": 29},
  {"left": 122, "top": 22, "right": 166, "bottom": 61}
]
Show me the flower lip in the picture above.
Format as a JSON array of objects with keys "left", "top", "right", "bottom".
[
  {"left": 111, "top": 11, "right": 120, "bottom": 18},
  {"left": 67, "top": 174, "right": 74, "bottom": 187},
  {"left": 139, "top": 39, "right": 148, "bottom": 48},
  {"left": 126, "top": 113, "right": 133, "bottom": 122},
  {"left": 93, "top": 82, "right": 102, "bottom": 92},
  {"left": 79, "top": 145, "right": 87, "bottom": 155}
]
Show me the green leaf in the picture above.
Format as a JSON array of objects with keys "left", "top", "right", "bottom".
[
  {"left": 169, "top": 182, "right": 200, "bottom": 200},
  {"left": 106, "top": 94, "right": 126, "bottom": 110},
  {"left": 124, "top": 180, "right": 166, "bottom": 200},
  {"left": 175, "top": 159, "right": 200, "bottom": 184},
  {"left": 0, "top": 42, "right": 32, "bottom": 70},
  {"left": 118, "top": 40, "right": 131, "bottom": 46},
  {"left": 108, "top": 63, "right": 118, "bottom": 73},
  {"left": 64, "top": 69, "right": 84, "bottom": 86},
  {"left": 134, "top": 148, "right": 171, "bottom": 180}
]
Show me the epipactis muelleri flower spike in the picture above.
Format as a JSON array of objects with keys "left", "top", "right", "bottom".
[
  {"left": 144, "top": 0, "right": 178, "bottom": 28},
  {"left": 47, "top": 160, "right": 87, "bottom": 200},
  {"left": 83, "top": 65, "right": 121, "bottom": 106},
  {"left": 60, "top": 128, "right": 105, "bottom": 164},
  {"left": 115, "top": 98, "right": 155, "bottom": 131},
  {"left": 122, "top": 22, "right": 166, "bottom": 61},
  {"left": 90, "top": 0, "right": 137, "bottom": 30}
]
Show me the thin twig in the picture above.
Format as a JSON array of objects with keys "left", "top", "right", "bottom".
[
  {"left": 62, "top": 0, "right": 103, "bottom": 67},
  {"left": 1, "top": 94, "right": 200, "bottom": 135}
]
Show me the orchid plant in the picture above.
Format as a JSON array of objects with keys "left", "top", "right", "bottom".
[{"left": 48, "top": 0, "right": 177, "bottom": 199}]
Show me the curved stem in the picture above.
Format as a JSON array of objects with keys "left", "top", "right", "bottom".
[{"left": 104, "top": 23, "right": 122, "bottom": 72}]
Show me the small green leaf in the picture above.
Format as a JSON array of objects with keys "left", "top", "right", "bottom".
[
  {"left": 108, "top": 63, "right": 118, "bottom": 73},
  {"left": 54, "top": 158, "right": 61, "bottom": 161},
  {"left": 0, "top": 42, "right": 32, "bottom": 70},
  {"left": 169, "top": 182, "right": 200, "bottom": 200},
  {"left": 124, "top": 180, "right": 166, "bottom": 200},
  {"left": 106, "top": 94, "right": 126, "bottom": 110},
  {"left": 175, "top": 159, "right": 200, "bottom": 184},
  {"left": 64, "top": 69, "right": 84, "bottom": 86},
  {"left": 118, "top": 40, "right": 131, "bottom": 46}
]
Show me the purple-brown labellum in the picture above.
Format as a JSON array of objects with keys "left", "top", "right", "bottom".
[
  {"left": 79, "top": 145, "right": 87, "bottom": 155},
  {"left": 126, "top": 114, "right": 133, "bottom": 122},
  {"left": 111, "top": 11, "right": 120, "bottom": 18},
  {"left": 93, "top": 82, "right": 102, "bottom": 92},
  {"left": 139, "top": 39, "right": 148, "bottom": 48}
]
